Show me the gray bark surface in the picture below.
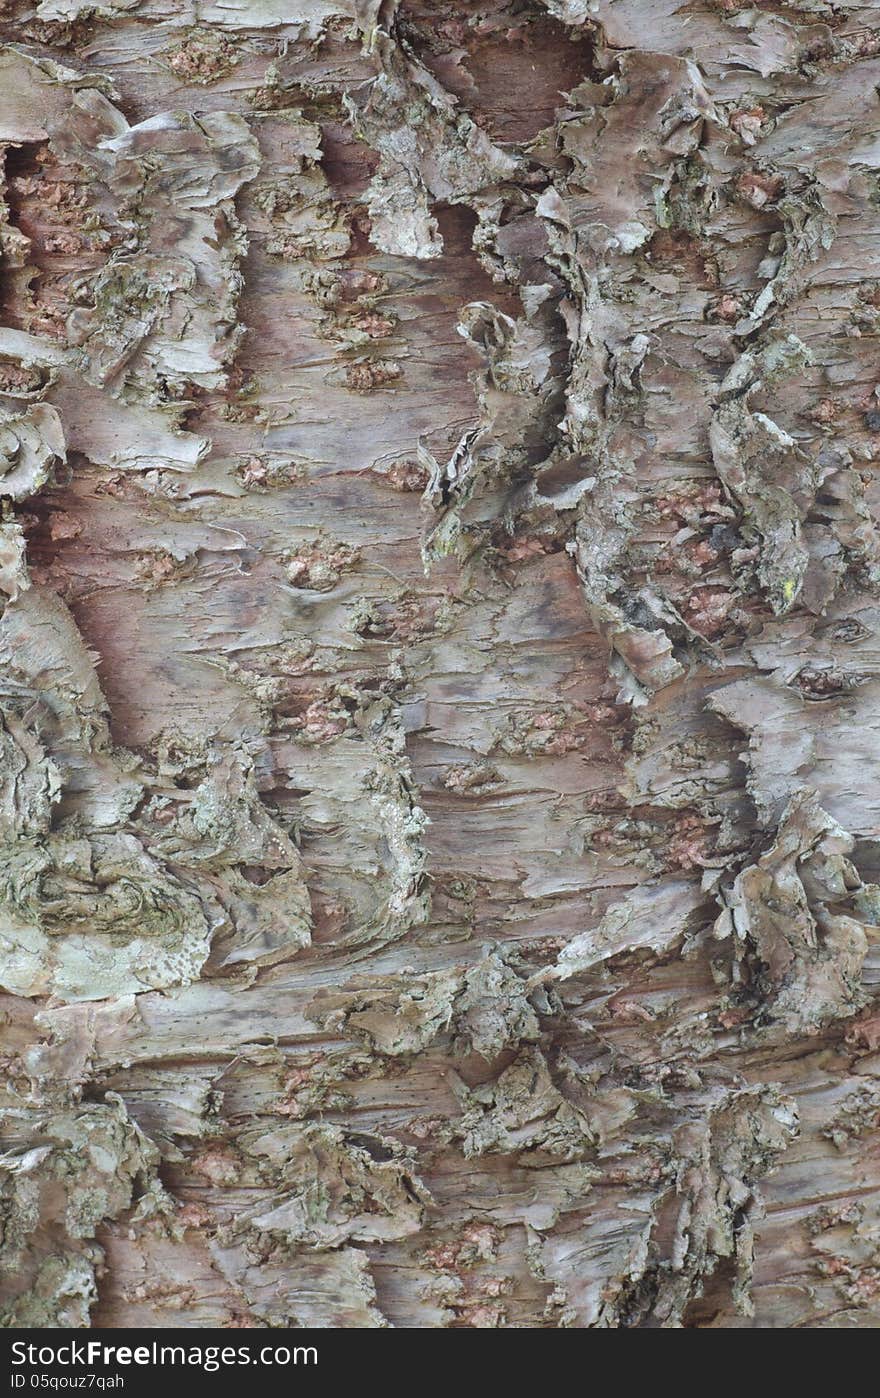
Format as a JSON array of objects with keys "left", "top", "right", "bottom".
[{"left": 0, "top": 0, "right": 879, "bottom": 1329}]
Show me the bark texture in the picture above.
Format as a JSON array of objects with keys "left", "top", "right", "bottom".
[{"left": 1, "top": 0, "right": 880, "bottom": 1330}]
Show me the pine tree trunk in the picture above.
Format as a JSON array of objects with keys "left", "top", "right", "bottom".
[{"left": 1, "top": 0, "right": 879, "bottom": 1330}]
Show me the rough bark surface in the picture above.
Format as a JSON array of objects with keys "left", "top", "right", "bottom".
[{"left": 1, "top": 0, "right": 879, "bottom": 1330}]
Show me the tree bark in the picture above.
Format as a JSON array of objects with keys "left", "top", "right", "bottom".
[{"left": 1, "top": 0, "right": 879, "bottom": 1330}]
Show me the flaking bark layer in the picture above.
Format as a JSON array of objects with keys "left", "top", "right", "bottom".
[{"left": 0, "top": 0, "right": 879, "bottom": 1329}]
